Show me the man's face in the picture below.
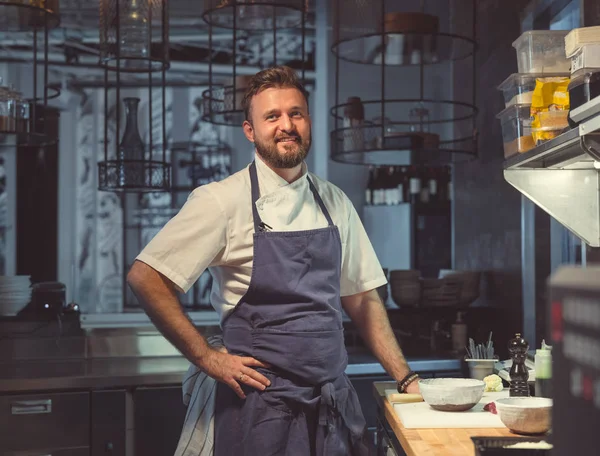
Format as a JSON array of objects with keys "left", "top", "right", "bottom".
[{"left": 242, "top": 87, "right": 311, "bottom": 169}]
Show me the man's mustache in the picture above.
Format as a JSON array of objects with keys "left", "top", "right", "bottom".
[{"left": 275, "top": 134, "right": 301, "bottom": 142}]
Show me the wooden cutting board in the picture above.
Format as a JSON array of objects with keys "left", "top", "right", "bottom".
[{"left": 392, "top": 391, "right": 509, "bottom": 429}]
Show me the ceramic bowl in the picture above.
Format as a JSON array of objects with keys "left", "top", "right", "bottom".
[
  {"left": 418, "top": 378, "right": 485, "bottom": 411},
  {"left": 495, "top": 397, "right": 552, "bottom": 435}
]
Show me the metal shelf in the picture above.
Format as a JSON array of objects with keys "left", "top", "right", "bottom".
[
  {"left": 330, "top": 99, "right": 477, "bottom": 166},
  {"left": 503, "top": 100, "right": 600, "bottom": 246},
  {"left": 331, "top": 31, "right": 476, "bottom": 66},
  {"left": 329, "top": 0, "right": 478, "bottom": 167}
]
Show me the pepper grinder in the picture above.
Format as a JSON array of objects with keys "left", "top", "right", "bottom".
[{"left": 508, "top": 333, "right": 530, "bottom": 397}]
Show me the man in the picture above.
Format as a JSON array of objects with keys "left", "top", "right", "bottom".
[{"left": 127, "top": 65, "right": 419, "bottom": 455}]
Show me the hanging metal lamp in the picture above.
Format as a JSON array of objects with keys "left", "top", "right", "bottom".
[
  {"left": 330, "top": 0, "right": 478, "bottom": 166},
  {"left": 171, "top": 140, "right": 232, "bottom": 192},
  {"left": 201, "top": 0, "right": 308, "bottom": 126},
  {"left": 0, "top": 0, "right": 60, "bottom": 148},
  {"left": 97, "top": 0, "right": 171, "bottom": 192}
]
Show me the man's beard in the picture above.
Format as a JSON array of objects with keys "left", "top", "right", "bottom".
[{"left": 254, "top": 133, "right": 311, "bottom": 169}]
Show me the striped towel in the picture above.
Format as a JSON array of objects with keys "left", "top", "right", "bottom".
[{"left": 173, "top": 335, "right": 223, "bottom": 456}]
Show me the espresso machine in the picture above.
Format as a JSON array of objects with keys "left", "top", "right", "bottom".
[{"left": 19, "top": 281, "right": 79, "bottom": 318}]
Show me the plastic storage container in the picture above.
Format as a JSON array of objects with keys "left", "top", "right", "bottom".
[
  {"left": 565, "top": 25, "right": 600, "bottom": 57},
  {"left": 512, "top": 30, "right": 570, "bottom": 73},
  {"left": 568, "top": 68, "right": 600, "bottom": 112},
  {"left": 496, "top": 104, "right": 534, "bottom": 158},
  {"left": 531, "top": 110, "right": 569, "bottom": 144},
  {"left": 498, "top": 73, "right": 570, "bottom": 107},
  {"left": 570, "top": 43, "right": 600, "bottom": 74}
]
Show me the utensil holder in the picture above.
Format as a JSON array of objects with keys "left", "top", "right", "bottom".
[{"left": 465, "top": 358, "right": 497, "bottom": 380}]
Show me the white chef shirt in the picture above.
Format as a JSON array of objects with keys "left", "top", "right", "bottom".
[{"left": 136, "top": 153, "right": 387, "bottom": 324}]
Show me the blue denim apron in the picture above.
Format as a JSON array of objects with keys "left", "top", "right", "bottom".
[{"left": 214, "top": 162, "right": 372, "bottom": 456}]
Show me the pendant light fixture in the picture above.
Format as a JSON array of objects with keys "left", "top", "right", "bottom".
[
  {"left": 201, "top": 0, "right": 307, "bottom": 126},
  {"left": 97, "top": 0, "right": 171, "bottom": 192},
  {"left": 0, "top": 0, "right": 60, "bottom": 148},
  {"left": 170, "top": 141, "right": 232, "bottom": 192},
  {"left": 330, "top": 0, "right": 478, "bottom": 166}
]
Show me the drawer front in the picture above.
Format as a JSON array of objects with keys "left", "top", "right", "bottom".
[
  {"left": 0, "top": 392, "right": 90, "bottom": 451},
  {"left": 91, "top": 390, "right": 127, "bottom": 456},
  {"left": 5, "top": 448, "right": 90, "bottom": 456}
]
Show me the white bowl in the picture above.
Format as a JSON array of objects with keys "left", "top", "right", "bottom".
[
  {"left": 418, "top": 378, "right": 485, "bottom": 411},
  {"left": 495, "top": 397, "right": 552, "bottom": 435}
]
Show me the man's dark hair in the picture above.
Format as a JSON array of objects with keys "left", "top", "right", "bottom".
[{"left": 242, "top": 65, "right": 309, "bottom": 121}]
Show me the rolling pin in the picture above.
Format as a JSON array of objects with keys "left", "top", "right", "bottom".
[{"left": 387, "top": 393, "right": 424, "bottom": 404}]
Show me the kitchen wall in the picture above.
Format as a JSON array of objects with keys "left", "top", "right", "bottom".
[
  {"left": 7, "top": 1, "right": 539, "bottom": 325},
  {"left": 452, "top": 0, "right": 533, "bottom": 346}
]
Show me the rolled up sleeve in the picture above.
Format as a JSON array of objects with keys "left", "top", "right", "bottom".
[
  {"left": 339, "top": 198, "right": 387, "bottom": 297},
  {"left": 135, "top": 186, "right": 228, "bottom": 293}
]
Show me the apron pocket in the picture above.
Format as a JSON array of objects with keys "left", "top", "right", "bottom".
[
  {"left": 252, "top": 329, "right": 347, "bottom": 385},
  {"left": 254, "top": 390, "right": 294, "bottom": 416},
  {"left": 249, "top": 369, "right": 323, "bottom": 418}
]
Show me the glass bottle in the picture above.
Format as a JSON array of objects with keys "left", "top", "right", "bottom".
[
  {"left": 8, "top": 84, "right": 28, "bottom": 133},
  {"left": 343, "top": 96, "right": 365, "bottom": 152},
  {"left": 419, "top": 167, "right": 430, "bottom": 203},
  {"left": 365, "top": 166, "right": 374, "bottom": 206},
  {"left": 428, "top": 167, "right": 439, "bottom": 203},
  {"left": 120, "top": 0, "right": 149, "bottom": 64},
  {"left": 118, "top": 97, "right": 145, "bottom": 188},
  {"left": 408, "top": 166, "right": 421, "bottom": 204},
  {"left": 409, "top": 102, "right": 430, "bottom": 133},
  {"left": 0, "top": 77, "right": 11, "bottom": 132},
  {"left": 398, "top": 167, "right": 407, "bottom": 203}
]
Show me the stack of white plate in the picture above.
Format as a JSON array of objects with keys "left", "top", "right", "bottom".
[{"left": 0, "top": 275, "right": 32, "bottom": 316}]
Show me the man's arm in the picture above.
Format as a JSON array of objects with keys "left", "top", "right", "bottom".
[
  {"left": 341, "top": 289, "right": 419, "bottom": 393},
  {"left": 127, "top": 260, "right": 271, "bottom": 398},
  {"left": 127, "top": 260, "right": 212, "bottom": 364}
]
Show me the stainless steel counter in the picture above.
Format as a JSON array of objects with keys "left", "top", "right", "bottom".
[{"left": 0, "top": 355, "right": 461, "bottom": 393}]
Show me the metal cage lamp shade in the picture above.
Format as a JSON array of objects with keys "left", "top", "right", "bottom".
[
  {"left": 97, "top": 0, "right": 171, "bottom": 193},
  {"left": 202, "top": 0, "right": 306, "bottom": 31},
  {"left": 170, "top": 140, "right": 232, "bottom": 192},
  {"left": 201, "top": 0, "right": 308, "bottom": 126},
  {"left": 330, "top": 0, "right": 478, "bottom": 167},
  {"left": 0, "top": 0, "right": 60, "bottom": 148}
]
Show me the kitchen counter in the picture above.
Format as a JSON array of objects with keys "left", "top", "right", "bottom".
[
  {"left": 373, "top": 382, "right": 514, "bottom": 456},
  {"left": 0, "top": 354, "right": 460, "bottom": 393}
]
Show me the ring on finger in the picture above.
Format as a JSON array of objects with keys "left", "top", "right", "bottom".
[{"left": 239, "top": 372, "right": 246, "bottom": 382}]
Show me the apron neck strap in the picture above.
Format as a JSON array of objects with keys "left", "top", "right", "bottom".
[
  {"left": 307, "top": 176, "right": 334, "bottom": 226},
  {"left": 249, "top": 161, "right": 263, "bottom": 232},
  {"left": 249, "top": 161, "right": 334, "bottom": 232}
]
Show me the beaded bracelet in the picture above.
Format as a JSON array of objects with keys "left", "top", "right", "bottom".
[{"left": 397, "top": 371, "right": 419, "bottom": 393}]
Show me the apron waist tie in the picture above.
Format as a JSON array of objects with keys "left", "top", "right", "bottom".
[
  {"left": 317, "top": 381, "right": 370, "bottom": 455},
  {"left": 318, "top": 382, "right": 336, "bottom": 430}
]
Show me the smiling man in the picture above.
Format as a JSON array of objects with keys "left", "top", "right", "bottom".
[
  {"left": 127, "top": 66, "right": 419, "bottom": 456},
  {"left": 243, "top": 80, "right": 311, "bottom": 174}
]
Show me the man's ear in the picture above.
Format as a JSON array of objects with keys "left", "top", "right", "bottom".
[{"left": 242, "top": 120, "right": 254, "bottom": 143}]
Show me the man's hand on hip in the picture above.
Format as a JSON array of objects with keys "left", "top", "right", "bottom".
[{"left": 200, "top": 349, "right": 272, "bottom": 399}]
